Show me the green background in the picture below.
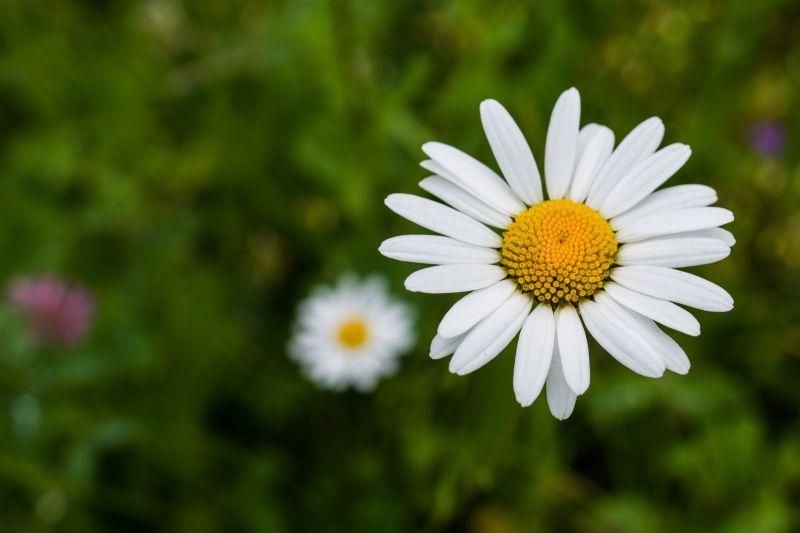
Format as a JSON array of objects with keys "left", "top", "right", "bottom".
[{"left": 1, "top": 0, "right": 799, "bottom": 531}]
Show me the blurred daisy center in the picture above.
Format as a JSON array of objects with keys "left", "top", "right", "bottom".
[
  {"left": 501, "top": 199, "right": 617, "bottom": 304},
  {"left": 336, "top": 317, "right": 369, "bottom": 350}
]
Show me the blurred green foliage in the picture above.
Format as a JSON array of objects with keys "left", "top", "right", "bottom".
[{"left": 1, "top": 0, "right": 800, "bottom": 531}]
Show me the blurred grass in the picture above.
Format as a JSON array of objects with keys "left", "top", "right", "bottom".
[{"left": 1, "top": 0, "right": 800, "bottom": 531}]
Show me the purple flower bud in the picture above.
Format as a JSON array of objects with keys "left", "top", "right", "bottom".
[
  {"left": 749, "top": 120, "right": 785, "bottom": 156},
  {"left": 7, "top": 276, "right": 95, "bottom": 348}
]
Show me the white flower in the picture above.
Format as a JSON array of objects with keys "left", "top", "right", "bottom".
[
  {"left": 289, "top": 274, "right": 414, "bottom": 392},
  {"left": 380, "top": 88, "right": 734, "bottom": 420}
]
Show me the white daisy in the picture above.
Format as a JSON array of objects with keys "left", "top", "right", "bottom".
[
  {"left": 380, "top": 88, "right": 734, "bottom": 420},
  {"left": 289, "top": 274, "right": 414, "bottom": 392}
]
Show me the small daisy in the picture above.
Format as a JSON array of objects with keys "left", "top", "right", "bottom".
[
  {"left": 289, "top": 274, "right": 414, "bottom": 392},
  {"left": 380, "top": 88, "right": 734, "bottom": 419}
]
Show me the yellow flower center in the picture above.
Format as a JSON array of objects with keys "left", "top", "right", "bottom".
[
  {"left": 501, "top": 199, "right": 617, "bottom": 304},
  {"left": 337, "top": 317, "right": 369, "bottom": 350}
]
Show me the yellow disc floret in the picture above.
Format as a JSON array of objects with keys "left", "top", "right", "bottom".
[
  {"left": 501, "top": 199, "right": 617, "bottom": 305},
  {"left": 337, "top": 317, "right": 369, "bottom": 350}
]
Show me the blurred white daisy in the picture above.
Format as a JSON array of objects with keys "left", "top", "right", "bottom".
[
  {"left": 380, "top": 88, "right": 734, "bottom": 420},
  {"left": 289, "top": 274, "right": 414, "bottom": 392}
]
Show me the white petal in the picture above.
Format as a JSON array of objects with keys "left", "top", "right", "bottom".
[
  {"left": 611, "top": 265, "right": 733, "bottom": 312},
  {"left": 480, "top": 99, "right": 543, "bottom": 205},
  {"left": 577, "top": 123, "right": 610, "bottom": 158},
  {"left": 586, "top": 117, "right": 664, "bottom": 209},
  {"left": 449, "top": 291, "right": 532, "bottom": 375},
  {"left": 600, "top": 144, "right": 692, "bottom": 218},
  {"left": 626, "top": 312, "right": 691, "bottom": 374},
  {"left": 419, "top": 176, "right": 511, "bottom": 229},
  {"left": 610, "top": 184, "right": 717, "bottom": 230},
  {"left": 664, "top": 227, "right": 736, "bottom": 247},
  {"left": 544, "top": 88, "right": 580, "bottom": 199},
  {"left": 513, "top": 304, "right": 555, "bottom": 407},
  {"left": 617, "top": 237, "right": 730, "bottom": 268},
  {"left": 430, "top": 332, "right": 467, "bottom": 359},
  {"left": 579, "top": 297, "right": 666, "bottom": 378},
  {"left": 438, "top": 279, "right": 518, "bottom": 338},
  {"left": 385, "top": 193, "right": 502, "bottom": 248},
  {"left": 555, "top": 305, "right": 590, "bottom": 395},
  {"left": 420, "top": 158, "right": 457, "bottom": 181},
  {"left": 379, "top": 235, "right": 501, "bottom": 265},
  {"left": 422, "top": 142, "right": 526, "bottom": 215},
  {"left": 603, "top": 282, "right": 700, "bottom": 336},
  {"left": 546, "top": 347, "right": 577, "bottom": 420},
  {"left": 404, "top": 264, "right": 507, "bottom": 294},
  {"left": 614, "top": 207, "right": 734, "bottom": 243},
  {"left": 569, "top": 126, "right": 614, "bottom": 203}
]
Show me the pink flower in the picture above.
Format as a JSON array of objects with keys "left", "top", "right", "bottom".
[{"left": 7, "top": 276, "right": 95, "bottom": 348}]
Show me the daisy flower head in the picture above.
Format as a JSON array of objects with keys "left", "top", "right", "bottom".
[
  {"left": 380, "top": 88, "right": 734, "bottom": 420},
  {"left": 289, "top": 274, "right": 414, "bottom": 392}
]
